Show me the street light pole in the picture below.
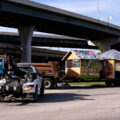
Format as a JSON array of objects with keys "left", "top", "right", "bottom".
[{"left": 97, "top": 0, "right": 99, "bottom": 19}]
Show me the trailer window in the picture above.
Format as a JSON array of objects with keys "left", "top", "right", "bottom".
[{"left": 67, "top": 59, "right": 80, "bottom": 68}]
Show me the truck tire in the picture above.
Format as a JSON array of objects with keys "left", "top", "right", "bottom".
[
  {"left": 40, "top": 81, "right": 44, "bottom": 96},
  {"left": 105, "top": 81, "right": 112, "bottom": 87},
  {"left": 113, "top": 81, "right": 120, "bottom": 87},
  {"left": 33, "top": 86, "right": 38, "bottom": 102},
  {"left": 44, "top": 78, "right": 53, "bottom": 89}
]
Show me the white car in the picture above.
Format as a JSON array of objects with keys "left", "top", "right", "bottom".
[{"left": 18, "top": 64, "right": 44, "bottom": 101}]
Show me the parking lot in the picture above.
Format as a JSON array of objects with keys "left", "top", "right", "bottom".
[{"left": 0, "top": 85, "right": 120, "bottom": 120}]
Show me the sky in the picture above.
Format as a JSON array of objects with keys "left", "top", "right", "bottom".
[
  {"left": 0, "top": 0, "right": 120, "bottom": 33},
  {"left": 32, "top": 0, "right": 120, "bottom": 25}
]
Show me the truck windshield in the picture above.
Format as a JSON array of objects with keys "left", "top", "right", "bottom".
[{"left": 19, "top": 67, "right": 34, "bottom": 73}]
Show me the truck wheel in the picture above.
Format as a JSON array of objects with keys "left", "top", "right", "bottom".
[
  {"left": 40, "top": 81, "right": 44, "bottom": 96},
  {"left": 113, "top": 81, "right": 120, "bottom": 87},
  {"left": 33, "top": 86, "right": 38, "bottom": 102},
  {"left": 44, "top": 78, "right": 53, "bottom": 89},
  {"left": 105, "top": 81, "right": 112, "bottom": 87}
]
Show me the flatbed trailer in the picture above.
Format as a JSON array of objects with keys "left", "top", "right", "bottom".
[{"left": 62, "top": 50, "right": 120, "bottom": 87}]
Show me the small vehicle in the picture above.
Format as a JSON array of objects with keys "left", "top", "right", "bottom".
[
  {"left": 18, "top": 64, "right": 44, "bottom": 101},
  {"left": 0, "top": 57, "right": 44, "bottom": 101},
  {"left": 19, "top": 62, "right": 60, "bottom": 89}
]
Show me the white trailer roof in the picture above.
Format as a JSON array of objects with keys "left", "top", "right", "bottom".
[{"left": 99, "top": 49, "right": 120, "bottom": 60}]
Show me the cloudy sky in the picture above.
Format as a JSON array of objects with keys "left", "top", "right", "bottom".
[{"left": 0, "top": 0, "right": 119, "bottom": 33}]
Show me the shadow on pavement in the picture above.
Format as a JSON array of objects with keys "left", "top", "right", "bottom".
[
  {"left": 4, "top": 93, "right": 94, "bottom": 106},
  {"left": 55, "top": 84, "right": 106, "bottom": 90},
  {"left": 2, "top": 85, "right": 106, "bottom": 105},
  {"left": 38, "top": 93, "right": 94, "bottom": 103}
]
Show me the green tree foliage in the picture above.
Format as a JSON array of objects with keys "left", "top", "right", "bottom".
[{"left": 98, "top": 42, "right": 103, "bottom": 53}]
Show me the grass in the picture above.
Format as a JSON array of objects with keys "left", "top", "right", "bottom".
[{"left": 58, "top": 82, "right": 105, "bottom": 86}]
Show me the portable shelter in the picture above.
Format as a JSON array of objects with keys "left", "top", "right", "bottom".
[
  {"left": 99, "top": 49, "right": 120, "bottom": 60},
  {"left": 99, "top": 49, "right": 120, "bottom": 79},
  {"left": 62, "top": 49, "right": 102, "bottom": 79}
]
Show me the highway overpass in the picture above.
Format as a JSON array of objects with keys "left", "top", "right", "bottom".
[
  {"left": 0, "top": 43, "right": 66, "bottom": 62},
  {"left": 0, "top": 0, "right": 120, "bottom": 40},
  {"left": 0, "top": 32, "right": 97, "bottom": 49}
]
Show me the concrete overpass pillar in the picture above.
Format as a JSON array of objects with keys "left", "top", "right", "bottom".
[
  {"left": 18, "top": 26, "right": 34, "bottom": 62},
  {"left": 92, "top": 37, "right": 120, "bottom": 52}
]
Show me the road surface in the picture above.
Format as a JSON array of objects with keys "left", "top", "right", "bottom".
[{"left": 0, "top": 85, "right": 120, "bottom": 120}]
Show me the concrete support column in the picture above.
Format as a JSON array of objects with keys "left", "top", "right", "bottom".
[
  {"left": 18, "top": 26, "right": 34, "bottom": 62},
  {"left": 92, "top": 37, "right": 120, "bottom": 52}
]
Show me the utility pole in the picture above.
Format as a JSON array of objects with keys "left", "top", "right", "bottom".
[{"left": 97, "top": 0, "right": 99, "bottom": 19}]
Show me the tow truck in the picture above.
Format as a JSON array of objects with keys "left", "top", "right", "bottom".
[{"left": 0, "top": 56, "right": 44, "bottom": 101}]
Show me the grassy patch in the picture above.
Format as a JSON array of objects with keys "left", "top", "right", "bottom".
[{"left": 58, "top": 82, "right": 105, "bottom": 86}]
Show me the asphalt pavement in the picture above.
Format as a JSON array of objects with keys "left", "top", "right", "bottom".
[{"left": 0, "top": 85, "right": 120, "bottom": 120}]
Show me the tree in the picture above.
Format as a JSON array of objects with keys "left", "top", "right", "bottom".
[{"left": 98, "top": 42, "right": 103, "bottom": 53}]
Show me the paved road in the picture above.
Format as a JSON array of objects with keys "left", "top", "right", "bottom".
[{"left": 0, "top": 85, "right": 120, "bottom": 120}]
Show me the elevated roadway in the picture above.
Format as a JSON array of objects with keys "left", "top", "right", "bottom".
[
  {"left": 0, "top": 0, "right": 120, "bottom": 40},
  {"left": 0, "top": 32, "right": 97, "bottom": 49},
  {"left": 0, "top": 43, "right": 66, "bottom": 62}
]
